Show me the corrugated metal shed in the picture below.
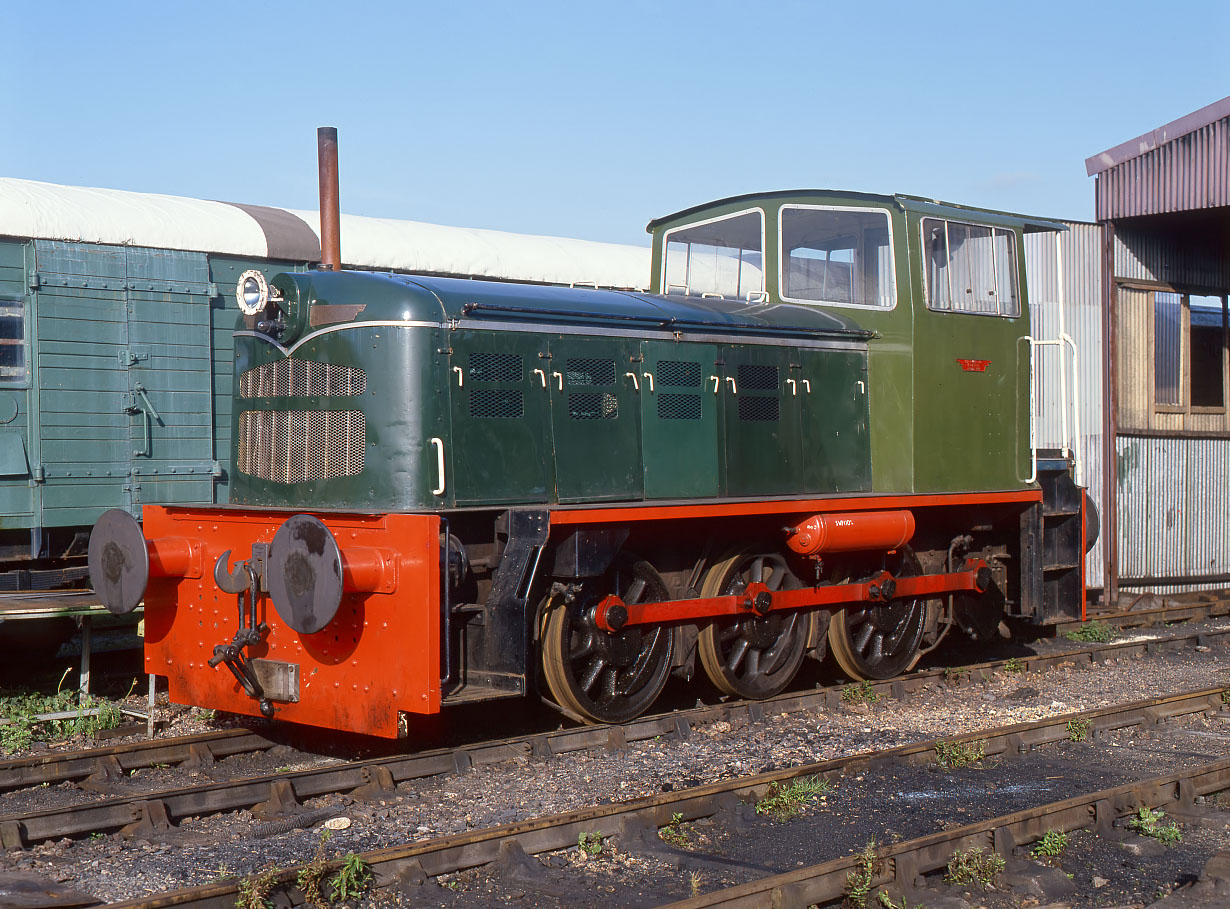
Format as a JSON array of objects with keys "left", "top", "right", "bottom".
[{"left": 1086, "top": 96, "right": 1230, "bottom": 220}]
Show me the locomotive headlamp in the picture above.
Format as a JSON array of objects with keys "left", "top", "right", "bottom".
[{"left": 236, "top": 270, "right": 270, "bottom": 316}]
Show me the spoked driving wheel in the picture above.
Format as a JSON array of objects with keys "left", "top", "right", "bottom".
[
  {"left": 828, "top": 548, "right": 926, "bottom": 680},
  {"left": 541, "top": 556, "right": 674, "bottom": 724},
  {"left": 697, "top": 550, "right": 813, "bottom": 699}
]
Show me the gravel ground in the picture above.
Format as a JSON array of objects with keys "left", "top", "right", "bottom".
[{"left": 0, "top": 624, "right": 1225, "bottom": 905}]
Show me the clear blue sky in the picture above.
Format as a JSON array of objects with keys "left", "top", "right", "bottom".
[{"left": 4, "top": 1, "right": 1227, "bottom": 247}]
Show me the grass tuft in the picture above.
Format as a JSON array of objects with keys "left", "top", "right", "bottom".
[
  {"left": 755, "top": 775, "right": 831, "bottom": 821},
  {"left": 945, "top": 846, "right": 1005, "bottom": 887},
  {"left": 934, "top": 739, "right": 985, "bottom": 770},
  {"left": 1063, "top": 620, "right": 1117, "bottom": 643},
  {"left": 842, "top": 680, "right": 881, "bottom": 704}
]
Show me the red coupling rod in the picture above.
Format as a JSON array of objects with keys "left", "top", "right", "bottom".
[{"left": 595, "top": 561, "right": 990, "bottom": 633}]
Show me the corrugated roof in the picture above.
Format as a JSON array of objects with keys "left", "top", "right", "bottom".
[
  {"left": 1085, "top": 97, "right": 1230, "bottom": 221},
  {"left": 0, "top": 177, "right": 651, "bottom": 290},
  {"left": 1085, "top": 96, "right": 1230, "bottom": 176}
]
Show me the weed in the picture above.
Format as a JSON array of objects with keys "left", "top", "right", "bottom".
[
  {"left": 944, "top": 667, "right": 971, "bottom": 684},
  {"left": 577, "top": 832, "right": 603, "bottom": 857},
  {"left": 235, "top": 866, "right": 280, "bottom": 909},
  {"left": 843, "top": 840, "right": 879, "bottom": 908},
  {"left": 1063, "top": 620, "right": 1116, "bottom": 643},
  {"left": 297, "top": 831, "right": 332, "bottom": 909},
  {"left": 843, "top": 680, "right": 881, "bottom": 704},
  {"left": 755, "top": 775, "right": 831, "bottom": 821},
  {"left": 1067, "top": 718, "right": 1091, "bottom": 742},
  {"left": 330, "top": 853, "right": 372, "bottom": 904},
  {"left": 89, "top": 831, "right": 105, "bottom": 840},
  {"left": 1031, "top": 829, "right": 1069, "bottom": 859},
  {"left": 204, "top": 863, "right": 234, "bottom": 883},
  {"left": 1221, "top": 688, "right": 1230, "bottom": 706},
  {"left": 945, "top": 846, "right": 1005, "bottom": 887},
  {"left": 1127, "top": 806, "right": 1182, "bottom": 845},
  {"left": 877, "top": 894, "right": 920, "bottom": 909},
  {"left": 1004, "top": 657, "right": 1026, "bottom": 673},
  {"left": 934, "top": 739, "right": 985, "bottom": 770},
  {"left": 659, "top": 812, "right": 692, "bottom": 849},
  {"left": 0, "top": 684, "right": 124, "bottom": 755},
  {"left": 689, "top": 870, "right": 703, "bottom": 897}
]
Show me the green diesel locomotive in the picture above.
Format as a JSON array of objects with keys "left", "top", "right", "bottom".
[{"left": 88, "top": 181, "right": 1090, "bottom": 737}]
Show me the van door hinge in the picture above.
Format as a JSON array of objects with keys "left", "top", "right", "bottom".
[{"left": 118, "top": 350, "right": 149, "bottom": 366}]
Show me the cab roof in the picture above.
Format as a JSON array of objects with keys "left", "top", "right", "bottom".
[{"left": 646, "top": 189, "right": 1069, "bottom": 234}]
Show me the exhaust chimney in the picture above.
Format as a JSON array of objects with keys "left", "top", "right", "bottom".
[{"left": 317, "top": 127, "right": 341, "bottom": 271}]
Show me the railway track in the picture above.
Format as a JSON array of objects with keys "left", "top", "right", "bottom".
[
  {"left": 1, "top": 615, "right": 1226, "bottom": 799},
  {"left": 670, "top": 758, "right": 1230, "bottom": 907},
  {"left": 1, "top": 619, "right": 1225, "bottom": 820},
  {"left": 86, "top": 685, "right": 1229, "bottom": 908}
]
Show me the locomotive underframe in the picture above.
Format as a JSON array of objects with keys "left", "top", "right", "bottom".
[{"left": 129, "top": 484, "right": 1072, "bottom": 738}]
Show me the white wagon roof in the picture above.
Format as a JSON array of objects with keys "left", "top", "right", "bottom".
[{"left": 0, "top": 177, "right": 651, "bottom": 290}]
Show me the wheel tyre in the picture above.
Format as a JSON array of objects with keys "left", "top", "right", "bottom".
[
  {"left": 696, "top": 549, "right": 813, "bottom": 700},
  {"left": 540, "top": 557, "right": 674, "bottom": 724},
  {"left": 827, "top": 549, "right": 926, "bottom": 681}
]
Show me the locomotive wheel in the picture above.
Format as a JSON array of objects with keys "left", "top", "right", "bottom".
[
  {"left": 697, "top": 550, "right": 812, "bottom": 699},
  {"left": 828, "top": 548, "right": 926, "bottom": 680},
  {"left": 540, "top": 556, "right": 674, "bottom": 724}
]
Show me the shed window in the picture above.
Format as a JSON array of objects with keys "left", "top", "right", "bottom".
[
  {"left": 663, "top": 210, "right": 765, "bottom": 302},
  {"left": 0, "top": 302, "right": 27, "bottom": 384},
  {"left": 1153, "top": 292, "right": 1182, "bottom": 407},
  {"left": 923, "top": 218, "right": 1020, "bottom": 317},
  {"left": 1151, "top": 292, "right": 1228, "bottom": 413},
  {"left": 780, "top": 207, "right": 894, "bottom": 308},
  {"left": 1189, "top": 296, "right": 1226, "bottom": 409}
]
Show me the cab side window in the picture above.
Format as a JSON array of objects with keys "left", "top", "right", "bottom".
[
  {"left": 662, "top": 210, "right": 765, "bottom": 302},
  {"left": 923, "top": 218, "right": 1020, "bottom": 317}
]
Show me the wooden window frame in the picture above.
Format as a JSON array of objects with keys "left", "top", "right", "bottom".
[{"left": 1147, "top": 286, "right": 1229, "bottom": 417}]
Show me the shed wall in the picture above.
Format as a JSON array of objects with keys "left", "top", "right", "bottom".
[{"left": 1114, "top": 223, "right": 1230, "bottom": 290}]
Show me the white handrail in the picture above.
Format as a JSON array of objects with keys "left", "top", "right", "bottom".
[
  {"left": 1024, "top": 336, "right": 1038, "bottom": 484},
  {"left": 1061, "top": 331, "right": 1082, "bottom": 487},
  {"left": 429, "top": 438, "right": 445, "bottom": 496}
]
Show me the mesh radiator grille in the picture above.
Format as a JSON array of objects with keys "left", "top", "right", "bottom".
[
  {"left": 237, "top": 410, "right": 366, "bottom": 483},
  {"left": 240, "top": 359, "right": 367, "bottom": 398}
]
